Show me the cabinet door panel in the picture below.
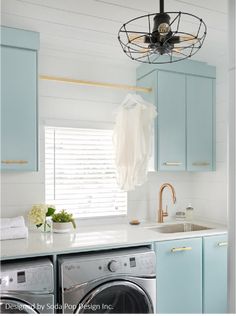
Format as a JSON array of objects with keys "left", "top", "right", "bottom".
[
  {"left": 155, "top": 238, "right": 202, "bottom": 313},
  {"left": 157, "top": 71, "right": 186, "bottom": 171},
  {"left": 187, "top": 76, "right": 213, "bottom": 171},
  {"left": 203, "top": 235, "right": 228, "bottom": 313},
  {"left": 1, "top": 46, "right": 38, "bottom": 171}
]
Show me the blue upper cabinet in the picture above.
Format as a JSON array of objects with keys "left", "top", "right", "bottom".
[
  {"left": 187, "top": 76, "right": 214, "bottom": 171},
  {"left": 203, "top": 234, "right": 228, "bottom": 313},
  {"left": 1, "top": 26, "right": 39, "bottom": 171},
  {"left": 157, "top": 71, "right": 186, "bottom": 171},
  {"left": 137, "top": 59, "right": 216, "bottom": 172}
]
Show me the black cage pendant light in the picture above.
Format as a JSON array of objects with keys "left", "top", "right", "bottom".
[{"left": 118, "top": 0, "right": 207, "bottom": 64}]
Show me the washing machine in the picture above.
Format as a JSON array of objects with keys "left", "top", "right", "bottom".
[
  {"left": 59, "top": 247, "right": 156, "bottom": 314},
  {"left": 0, "top": 258, "right": 54, "bottom": 314}
]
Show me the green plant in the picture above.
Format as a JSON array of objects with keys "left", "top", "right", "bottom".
[{"left": 52, "top": 210, "right": 76, "bottom": 229}]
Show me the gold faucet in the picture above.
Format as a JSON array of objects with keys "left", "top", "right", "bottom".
[{"left": 158, "top": 183, "right": 177, "bottom": 223}]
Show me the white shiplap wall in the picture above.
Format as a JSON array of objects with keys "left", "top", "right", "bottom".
[
  {"left": 1, "top": 0, "right": 228, "bottom": 225},
  {"left": 228, "top": 0, "right": 236, "bottom": 310},
  {"left": 1, "top": 54, "right": 136, "bottom": 219},
  {"left": 1, "top": 51, "right": 197, "bottom": 222}
]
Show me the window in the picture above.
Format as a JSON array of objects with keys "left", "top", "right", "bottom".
[{"left": 45, "top": 126, "right": 127, "bottom": 218}]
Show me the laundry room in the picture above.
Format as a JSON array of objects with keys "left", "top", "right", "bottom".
[{"left": 0, "top": 0, "right": 236, "bottom": 314}]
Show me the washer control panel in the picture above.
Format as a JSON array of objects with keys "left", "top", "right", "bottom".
[
  {"left": 0, "top": 259, "right": 54, "bottom": 292},
  {"left": 61, "top": 247, "right": 155, "bottom": 289}
]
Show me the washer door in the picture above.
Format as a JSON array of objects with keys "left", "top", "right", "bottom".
[
  {"left": 76, "top": 280, "right": 153, "bottom": 314},
  {"left": 0, "top": 298, "right": 38, "bottom": 314}
]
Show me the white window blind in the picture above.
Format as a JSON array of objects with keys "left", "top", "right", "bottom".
[{"left": 45, "top": 126, "right": 127, "bottom": 218}]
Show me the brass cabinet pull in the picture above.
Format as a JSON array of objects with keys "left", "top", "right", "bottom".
[
  {"left": 171, "top": 246, "right": 192, "bottom": 252},
  {"left": 217, "top": 242, "right": 228, "bottom": 247},
  {"left": 163, "top": 162, "right": 182, "bottom": 166},
  {"left": 192, "top": 162, "right": 210, "bottom": 166},
  {"left": 1, "top": 160, "right": 28, "bottom": 164}
]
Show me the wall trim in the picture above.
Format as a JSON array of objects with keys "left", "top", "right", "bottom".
[{"left": 228, "top": 0, "right": 236, "bottom": 312}]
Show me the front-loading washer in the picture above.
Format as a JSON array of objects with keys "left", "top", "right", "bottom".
[
  {"left": 59, "top": 246, "right": 156, "bottom": 314},
  {"left": 0, "top": 258, "right": 54, "bottom": 314}
]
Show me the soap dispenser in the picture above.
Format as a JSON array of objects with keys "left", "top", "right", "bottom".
[{"left": 186, "top": 203, "right": 194, "bottom": 221}]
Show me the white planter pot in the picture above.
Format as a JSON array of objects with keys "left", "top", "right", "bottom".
[{"left": 52, "top": 222, "right": 73, "bottom": 233}]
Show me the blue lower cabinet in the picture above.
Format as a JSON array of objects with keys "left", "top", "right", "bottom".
[
  {"left": 155, "top": 238, "right": 202, "bottom": 313},
  {"left": 203, "top": 234, "right": 228, "bottom": 313}
]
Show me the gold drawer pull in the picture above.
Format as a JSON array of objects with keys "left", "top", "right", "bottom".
[
  {"left": 192, "top": 162, "right": 210, "bottom": 166},
  {"left": 1, "top": 160, "right": 28, "bottom": 164},
  {"left": 171, "top": 246, "right": 192, "bottom": 252},
  {"left": 217, "top": 242, "right": 228, "bottom": 247},
  {"left": 163, "top": 162, "right": 182, "bottom": 166}
]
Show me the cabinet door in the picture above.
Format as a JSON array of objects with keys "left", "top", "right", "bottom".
[
  {"left": 1, "top": 46, "right": 38, "bottom": 171},
  {"left": 187, "top": 76, "right": 214, "bottom": 171},
  {"left": 155, "top": 238, "right": 202, "bottom": 313},
  {"left": 203, "top": 234, "right": 228, "bottom": 313},
  {"left": 157, "top": 71, "right": 186, "bottom": 171}
]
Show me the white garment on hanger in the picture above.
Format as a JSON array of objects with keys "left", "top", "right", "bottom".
[{"left": 113, "top": 94, "right": 157, "bottom": 191}]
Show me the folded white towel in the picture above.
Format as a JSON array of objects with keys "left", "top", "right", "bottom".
[
  {"left": 0, "top": 226, "right": 28, "bottom": 241},
  {"left": 0, "top": 216, "right": 25, "bottom": 229}
]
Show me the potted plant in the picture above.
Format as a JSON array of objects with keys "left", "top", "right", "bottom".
[{"left": 51, "top": 210, "right": 76, "bottom": 233}]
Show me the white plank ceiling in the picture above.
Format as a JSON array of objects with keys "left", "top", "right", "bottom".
[{"left": 1, "top": 0, "right": 228, "bottom": 67}]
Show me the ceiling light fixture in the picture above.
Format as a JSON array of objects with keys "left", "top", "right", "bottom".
[{"left": 118, "top": 0, "right": 207, "bottom": 64}]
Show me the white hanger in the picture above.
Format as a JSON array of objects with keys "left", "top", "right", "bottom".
[{"left": 122, "top": 94, "right": 144, "bottom": 109}]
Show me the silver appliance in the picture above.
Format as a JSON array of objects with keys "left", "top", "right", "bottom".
[
  {"left": 0, "top": 258, "right": 54, "bottom": 314},
  {"left": 59, "top": 247, "right": 156, "bottom": 314}
]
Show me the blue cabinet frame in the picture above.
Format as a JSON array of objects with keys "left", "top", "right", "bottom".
[
  {"left": 154, "top": 234, "right": 227, "bottom": 313},
  {"left": 137, "top": 59, "right": 216, "bottom": 172}
]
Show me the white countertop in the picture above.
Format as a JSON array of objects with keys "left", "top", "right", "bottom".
[{"left": 0, "top": 220, "right": 227, "bottom": 260}]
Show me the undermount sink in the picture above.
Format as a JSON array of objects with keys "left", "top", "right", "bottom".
[{"left": 149, "top": 223, "right": 212, "bottom": 234}]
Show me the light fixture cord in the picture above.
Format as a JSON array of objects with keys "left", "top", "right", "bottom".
[{"left": 160, "top": 0, "right": 164, "bottom": 13}]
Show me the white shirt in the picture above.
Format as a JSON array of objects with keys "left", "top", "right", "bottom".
[{"left": 113, "top": 94, "right": 157, "bottom": 191}]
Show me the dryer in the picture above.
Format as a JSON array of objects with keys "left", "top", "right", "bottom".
[
  {"left": 59, "top": 247, "right": 156, "bottom": 314},
  {"left": 0, "top": 258, "right": 54, "bottom": 314}
]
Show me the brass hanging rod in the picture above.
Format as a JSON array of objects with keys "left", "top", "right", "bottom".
[{"left": 39, "top": 75, "right": 152, "bottom": 93}]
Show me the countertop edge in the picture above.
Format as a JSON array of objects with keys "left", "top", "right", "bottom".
[{"left": 0, "top": 221, "right": 227, "bottom": 261}]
